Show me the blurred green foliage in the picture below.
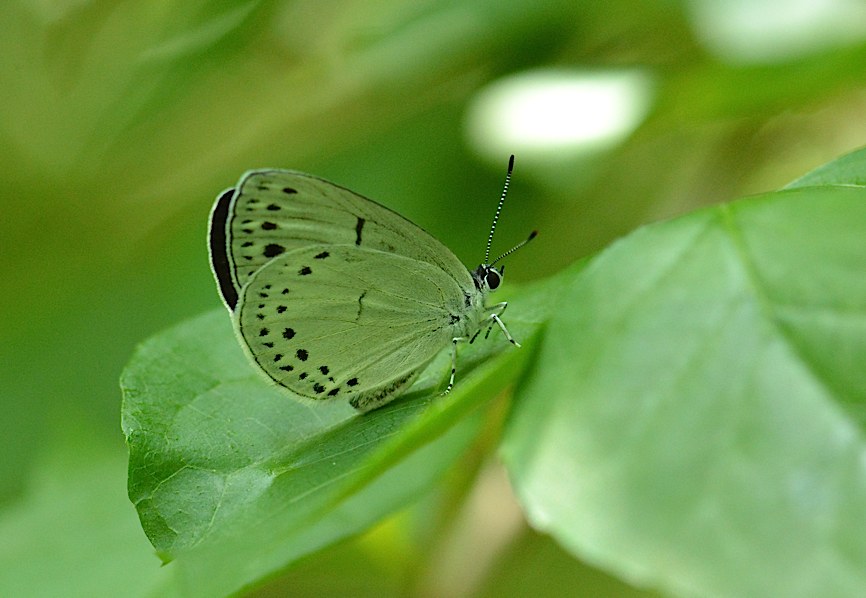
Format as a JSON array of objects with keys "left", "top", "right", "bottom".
[{"left": 3, "top": 0, "right": 866, "bottom": 596}]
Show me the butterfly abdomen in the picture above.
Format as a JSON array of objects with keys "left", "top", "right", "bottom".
[{"left": 348, "top": 369, "right": 421, "bottom": 412}]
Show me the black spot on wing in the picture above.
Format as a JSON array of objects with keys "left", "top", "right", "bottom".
[
  {"left": 314, "top": 251, "right": 330, "bottom": 259},
  {"left": 282, "top": 187, "right": 297, "bottom": 194},
  {"left": 283, "top": 328, "right": 295, "bottom": 340},
  {"left": 347, "top": 377, "right": 359, "bottom": 387},
  {"left": 319, "top": 366, "right": 329, "bottom": 375},
  {"left": 297, "top": 349, "right": 308, "bottom": 361},
  {"left": 264, "top": 244, "right": 285, "bottom": 258},
  {"left": 299, "top": 266, "right": 312, "bottom": 276},
  {"left": 261, "top": 221, "right": 277, "bottom": 230},
  {"left": 266, "top": 203, "right": 280, "bottom": 211},
  {"left": 355, "top": 290, "right": 367, "bottom": 322}
]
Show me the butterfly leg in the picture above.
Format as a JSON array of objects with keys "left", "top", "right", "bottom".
[
  {"left": 491, "top": 313, "right": 520, "bottom": 347},
  {"left": 488, "top": 301, "right": 508, "bottom": 315},
  {"left": 484, "top": 302, "right": 520, "bottom": 347},
  {"left": 442, "top": 336, "right": 465, "bottom": 395},
  {"left": 482, "top": 302, "right": 506, "bottom": 340}
]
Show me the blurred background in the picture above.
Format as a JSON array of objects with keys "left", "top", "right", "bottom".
[{"left": 3, "top": 0, "right": 866, "bottom": 595}]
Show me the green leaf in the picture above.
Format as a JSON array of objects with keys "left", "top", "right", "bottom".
[
  {"left": 121, "top": 283, "right": 548, "bottom": 596},
  {"left": 502, "top": 184, "right": 866, "bottom": 596},
  {"left": 0, "top": 436, "right": 175, "bottom": 597},
  {"left": 786, "top": 145, "right": 866, "bottom": 189}
]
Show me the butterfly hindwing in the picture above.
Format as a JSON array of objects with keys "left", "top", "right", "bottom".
[
  {"left": 235, "top": 243, "right": 473, "bottom": 407},
  {"left": 210, "top": 170, "right": 472, "bottom": 310}
]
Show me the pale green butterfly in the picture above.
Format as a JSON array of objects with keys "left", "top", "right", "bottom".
[{"left": 208, "top": 156, "right": 535, "bottom": 412}]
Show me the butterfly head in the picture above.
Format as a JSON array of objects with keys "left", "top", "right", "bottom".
[{"left": 472, "top": 264, "right": 504, "bottom": 293}]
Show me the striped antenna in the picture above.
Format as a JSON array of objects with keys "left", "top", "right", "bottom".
[
  {"left": 484, "top": 155, "right": 515, "bottom": 265},
  {"left": 490, "top": 230, "right": 538, "bottom": 266}
]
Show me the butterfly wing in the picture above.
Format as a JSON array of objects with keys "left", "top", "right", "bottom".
[
  {"left": 235, "top": 243, "right": 470, "bottom": 409},
  {"left": 209, "top": 170, "right": 472, "bottom": 311}
]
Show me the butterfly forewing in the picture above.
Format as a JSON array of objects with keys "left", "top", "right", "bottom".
[
  {"left": 235, "top": 244, "right": 473, "bottom": 404},
  {"left": 212, "top": 170, "right": 471, "bottom": 309}
]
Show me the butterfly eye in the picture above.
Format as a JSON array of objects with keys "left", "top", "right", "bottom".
[{"left": 485, "top": 268, "right": 501, "bottom": 290}]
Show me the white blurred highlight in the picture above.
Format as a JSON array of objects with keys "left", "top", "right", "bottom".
[
  {"left": 688, "top": 0, "right": 866, "bottom": 64},
  {"left": 466, "top": 69, "right": 654, "bottom": 162}
]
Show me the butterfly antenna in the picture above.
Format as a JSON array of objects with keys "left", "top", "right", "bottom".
[
  {"left": 490, "top": 230, "right": 538, "bottom": 266},
  {"left": 484, "top": 155, "right": 515, "bottom": 265}
]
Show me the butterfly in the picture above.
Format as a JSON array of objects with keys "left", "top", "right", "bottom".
[{"left": 208, "top": 156, "right": 535, "bottom": 412}]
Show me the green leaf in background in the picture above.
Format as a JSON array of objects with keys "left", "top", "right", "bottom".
[
  {"left": 121, "top": 280, "right": 547, "bottom": 595},
  {"left": 786, "top": 145, "right": 866, "bottom": 189},
  {"left": 502, "top": 153, "right": 866, "bottom": 596},
  {"left": 0, "top": 434, "right": 173, "bottom": 598}
]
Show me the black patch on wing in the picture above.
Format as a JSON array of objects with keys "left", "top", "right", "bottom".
[
  {"left": 264, "top": 243, "right": 285, "bottom": 258},
  {"left": 355, "top": 217, "right": 365, "bottom": 245},
  {"left": 209, "top": 188, "right": 239, "bottom": 310}
]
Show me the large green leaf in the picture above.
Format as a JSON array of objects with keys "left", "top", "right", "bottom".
[
  {"left": 121, "top": 281, "right": 548, "bottom": 595},
  {"left": 503, "top": 178, "right": 866, "bottom": 596}
]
